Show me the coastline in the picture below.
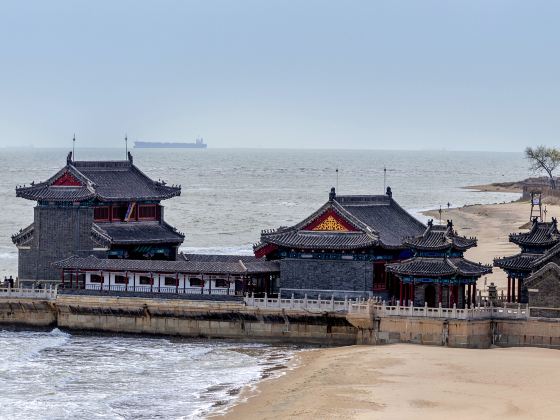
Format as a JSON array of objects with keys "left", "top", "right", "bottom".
[
  {"left": 220, "top": 198, "right": 560, "bottom": 419},
  {"left": 221, "top": 344, "right": 560, "bottom": 420}
]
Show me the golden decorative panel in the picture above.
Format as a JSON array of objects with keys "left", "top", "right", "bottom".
[{"left": 312, "top": 215, "right": 349, "bottom": 232}]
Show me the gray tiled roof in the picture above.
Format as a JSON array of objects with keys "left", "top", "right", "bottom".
[
  {"left": 493, "top": 253, "right": 540, "bottom": 271},
  {"left": 53, "top": 255, "right": 280, "bottom": 275},
  {"left": 403, "top": 221, "right": 477, "bottom": 252},
  {"left": 256, "top": 190, "right": 425, "bottom": 252},
  {"left": 387, "top": 257, "right": 492, "bottom": 277},
  {"left": 509, "top": 219, "right": 560, "bottom": 247},
  {"left": 182, "top": 254, "right": 258, "bottom": 263},
  {"left": 16, "top": 155, "right": 180, "bottom": 202},
  {"left": 95, "top": 221, "right": 184, "bottom": 245}
]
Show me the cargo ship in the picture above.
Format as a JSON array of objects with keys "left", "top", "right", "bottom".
[{"left": 134, "top": 138, "right": 207, "bottom": 149}]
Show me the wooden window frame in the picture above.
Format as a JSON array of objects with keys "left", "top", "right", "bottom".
[
  {"left": 138, "top": 204, "right": 157, "bottom": 221},
  {"left": 94, "top": 206, "right": 110, "bottom": 222}
]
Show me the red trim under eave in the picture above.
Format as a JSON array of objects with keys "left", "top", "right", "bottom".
[
  {"left": 52, "top": 171, "right": 82, "bottom": 187},
  {"left": 303, "top": 209, "right": 358, "bottom": 232},
  {"left": 254, "top": 243, "right": 278, "bottom": 258}
]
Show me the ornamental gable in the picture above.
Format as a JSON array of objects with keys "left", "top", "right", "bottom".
[
  {"left": 51, "top": 171, "right": 83, "bottom": 187},
  {"left": 303, "top": 210, "right": 357, "bottom": 232}
]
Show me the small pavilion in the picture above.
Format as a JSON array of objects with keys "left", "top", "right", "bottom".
[
  {"left": 494, "top": 218, "right": 560, "bottom": 303},
  {"left": 386, "top": 220, "right": 492, "bottom": 308}
]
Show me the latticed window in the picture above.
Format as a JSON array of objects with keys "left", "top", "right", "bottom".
[
  {"left": 214, "top": 278, "right": 229, "bottom": 288},
  {"left": 164, "top": 277, "right": 177, "bottom": 286},
  {"left": 94, "top": 206, "right": 110, "bottom": 221},
  {"left": 189, "top": 278, "right": 203, "bottom": 287},
  {"left": 139, "top": 276, "right": 152, "bottom": 285},
  {"left": 138, "top": 204, "right": 157, "bottom": 220},
  {"left": 114, "top": 275, "right": 128, "bottom": 284}
]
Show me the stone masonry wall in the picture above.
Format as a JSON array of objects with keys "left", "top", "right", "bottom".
[
  {"left": 279, "top": 258, "right": 373, "bottom": 293},
  {"left": 19, "top": 205, "right": 99, "bottom": 281}
]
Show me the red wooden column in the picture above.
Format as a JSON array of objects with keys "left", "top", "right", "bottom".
[
  {"left": 438, "top": 283, "right": 442, "bottom": 305},
  {"left": 450, "top": 285, "right": 455, "bottom": 307},
  {"left": 409, "top": 282, "right": 414, "bottom": 306},
  {"left": 176, "top": 273, "right": 179, "bottom": 294},
  {"left": 125, "top": 271, "right": 128, "bottom": 292},
  {"left": 518, "top": 278, "right": 522, "bottom": 303},
  {"left": 472, "top": 282, "right": 477, "bottom": 306},
  {"left": 511, "top": 277, "right": 516, "bottom": 303},
  {"left": 507, "top": 276, "right": 511, "bottom": 302},
  {"left": 150, "top": 273, "right": 153, "bottom": 293},
  {"left": 467, "top": 284, "right": 472, "bottom": 306},
  {"left": 100, "top": 271, "right": 104, "bottom": 291},
  {"left": 399, "top": 280, "right": 403, "bottom": 305}
]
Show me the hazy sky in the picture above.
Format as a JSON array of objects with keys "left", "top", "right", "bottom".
[{"left": 1, "top": 1, "right": 559, "bottom": 151}]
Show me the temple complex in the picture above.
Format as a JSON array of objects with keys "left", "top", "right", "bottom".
[
  {"left": 386, "top": 220, "right": 492, "bottom": 308},
  {"left": 12, "top": 151, "right": 280, "bottom": 294},
  {"left": 254, "top": 187, "right": 426, "bottom": 298},
  {"left": 12, "top": 152, "right": 184, "bottom": 284},
  {"left": 494, "top": 218, "right": 560, "bottom": 303}
]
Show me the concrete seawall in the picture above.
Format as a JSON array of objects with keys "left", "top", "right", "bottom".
[
  {"left": 0, "top": 299, "right": 56, "bottom": 327},
  {"left": 1, "top": 295, "right": 560, "bottom": 349}
]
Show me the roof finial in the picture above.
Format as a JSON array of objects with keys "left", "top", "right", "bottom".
[
  {"left": 72, "top": 133, "right": 76, "bottom": 161},
  {"left": 329, "top": 187, "right": 336, "bottom": 201},
  {"left": 447, "top": 219, "right": 453, "bottom": 229},
  {"left": 386, "top": 186, "right": 392, "bottom": 199},
  {"left": 427, "top": 219, "right": 433, "bottom": 227},
  {"left": 125, "top": 133, "right": 128, "bottom": 160}
]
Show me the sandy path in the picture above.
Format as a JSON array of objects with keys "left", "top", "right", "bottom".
[{"left": 222, "top": 344, "right": 560, "bottom": 420}]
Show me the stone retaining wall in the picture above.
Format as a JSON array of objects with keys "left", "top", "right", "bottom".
[{"left": 1, "top": 295, "right": 560, "bottom": 349}]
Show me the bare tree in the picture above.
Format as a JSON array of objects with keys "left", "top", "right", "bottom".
[{"left": 525, "top": 146, "right": 560, "bottom": 189}]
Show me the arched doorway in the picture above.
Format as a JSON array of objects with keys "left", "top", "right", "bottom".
[{"left": 425, "top": 285, "right": 436, "bottom": 307}]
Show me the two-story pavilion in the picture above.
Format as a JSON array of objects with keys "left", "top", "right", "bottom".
[
  {"left": 12, "top": 152, "right": 184, "bottom": 284},
  {"left": 254, "top": 187, "right": 426, "bottom": 298},
  {"left": 494, "top": 217, "right": 560, "bottom": 303},
  {"left": 386, "top": 220, "right": 492, "bottom": 308}
]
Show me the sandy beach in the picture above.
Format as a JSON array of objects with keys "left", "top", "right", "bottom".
[
  {"left": 221, "top": 200, "right": 560, "bottom": 420},
  {"left": 223, "top": 344, "right": 560, "bottom": 419}
]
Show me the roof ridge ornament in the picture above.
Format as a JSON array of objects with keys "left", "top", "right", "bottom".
[
  {"left": 386, "top": 186, "right": 392, "bottom": 198},
  {"left": 329, "top": 187, "right": 336, "bottom": 201}
]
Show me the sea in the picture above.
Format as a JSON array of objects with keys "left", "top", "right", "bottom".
[{"left": 0, "top": 147, "right": 527, "bottom": 419}]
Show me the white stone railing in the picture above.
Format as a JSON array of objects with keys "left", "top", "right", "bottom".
[
  {"left": 243, "top": 294, "right": 534, "bottom": 319},
  {"left": 243, "top": 293, "right": 374, "bottom": 314},
  {"left": 372, "top": 302, "right": 530, "bottom": 320},
  {"left": 0, "top": 286, "right": 58, "bottom": 300}
]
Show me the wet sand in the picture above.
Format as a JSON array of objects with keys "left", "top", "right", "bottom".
[{"left": 222, "top": 344, "right": 560, "bottom": 419}]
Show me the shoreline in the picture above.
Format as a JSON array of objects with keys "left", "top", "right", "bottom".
[{"left": 221, "top": 344, "right": 560, "bottom": 419}]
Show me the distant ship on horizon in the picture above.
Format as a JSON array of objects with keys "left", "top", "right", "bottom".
[{"left": 134, "top": 138, "right": 207, "bottom": 149}]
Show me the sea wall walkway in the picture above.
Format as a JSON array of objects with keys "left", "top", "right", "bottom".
[{"left": 1, "top": 290, "right": 560, "bottom": 349}]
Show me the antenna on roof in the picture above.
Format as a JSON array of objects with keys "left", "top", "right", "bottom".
[
  {"left": 125, "top": 133, "right": 128, "bottom": 159},
  {"left": 336, "top": 168, "right": 339, "bottom": 191},
  {"left": 383, "top": 167, "right": 387, "bottom": 193},
  {"left": 72, "top": 133, "right": 76, "bottom": 161}
]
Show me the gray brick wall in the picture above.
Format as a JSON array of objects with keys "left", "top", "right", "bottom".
[
  {"left": 279, "top": 258, "right": 373, "bottom": 292},
  {"left": 18, "top": 205, "right": 104, "bottom": 281}
]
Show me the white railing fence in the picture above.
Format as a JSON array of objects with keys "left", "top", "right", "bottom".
[
  {"left": 0, "top": 286, "right": 58, "bottom": 300},
  {"left": 243, "top": 294, "right": 534, "bottom": 319}
]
